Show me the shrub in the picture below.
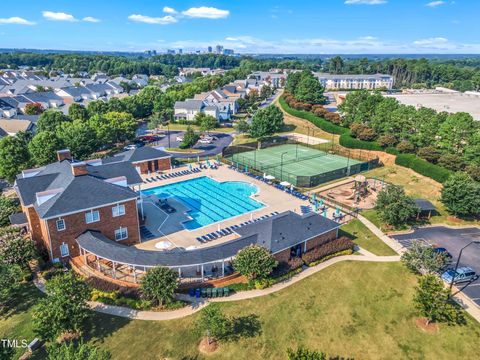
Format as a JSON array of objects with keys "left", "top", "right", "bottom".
[
  {"left": 377, "top": 134, "right": 398, "bottom": 148},
  {"left": 417, "top": 146, "right": 442, "bottom": 164},
  {"left": 339, "top": 132, "right": 382, "bottom": 151},
  {"left": 271, "top": 257, "right": 304, "bottom": 278},
  {"left": 396, "top": 140, "right": 415, "bottom": 153},
  {"left": 233, "top": 244, "right": 278, "bottom": 280},
  {"left": 279, "top": 97, "right": 348, "bottom": 135},
  {"left": 324, "top": 112, "right": 342, "bottom": 124},
  {"left": 465, "top": 165, "right": 480, "bottom": 182},
  {"left": 140, "top": 266, "right": 178, "bottom": 306},
  {"left": 312, "top": 105, "right": 328, "bottom": 117},
  {"left": 301, "top": 237, "right": 354, "bottom": 265},
  {"left": 0, "top": 196, "right": 19, "bottom": 227},
  {"left": 438, "top": 154, "right": 465, "bottom": 172},
  {"left": 395, "top": 154, "right": 452, "bottom": 183},
  {"left": 306, "top": 249, "right": 353, "bottom": 267},
  {"left": 357, "top": 127, "right": 377, "bottom": 141}
]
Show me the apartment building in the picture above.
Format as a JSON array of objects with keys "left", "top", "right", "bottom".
[{"left": 313, "top": 73, "right": 394, "bottom": 90}]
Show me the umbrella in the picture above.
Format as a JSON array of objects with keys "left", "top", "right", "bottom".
[
  {"left": 265, "top": 175, "right": 275, "bottom": 180},
  {"left": 154, "top": 240, "right": 172, "bottom": 250},
  {"left": 280, "top": 181, "right": 290, "bottom": 187},
  {"left": 246, "top": 165, "right": 249, "bottom": 173},
  {"left": 189, "top": 163, "right": 192, "bottom": 171},
  {"left": 323, "top": 209, "right": 327, "bottom": 218},
  {"left": 312, "top": 193, "right": 316, "bottom": 202},
  {"left": 335, "top": 207, "right": 340, "bottom": 215},
  {"left": 290, "top": 184, "right": 294, "bottom": 192},
  {"left": 197, "top": 155, "right": 200, "bottom": 162},
  {"left": 319, "top": 199, "right": 324, "bottom": 206},
  {"left": 263, "top": 173, "right": 266, "bottom": 178},
  {"left": 314, "top": 201, "right": 318, "bottom": 212},
  {"left": 207, "top": 160, "right": 211, "bottom": 167}
]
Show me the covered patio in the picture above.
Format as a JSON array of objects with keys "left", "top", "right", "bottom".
[{"left": 76, "top": 230, "right": 257, "bottom": 284}]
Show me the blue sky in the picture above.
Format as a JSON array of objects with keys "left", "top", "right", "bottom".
[{"left": 0, "top": 0, "right": 479, "bottom": 53}]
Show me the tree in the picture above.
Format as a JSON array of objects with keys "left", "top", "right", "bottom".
[
  {"left": 103, "top": 111, "right": 137, "bottom": 143},
  {"left": 0, "top": 135, "right": 31, "bottom": 183},
  {"left": 37, "top": 110, "right": 70, "bottom": 133},
  {"left": 24, "top": 102, "right": 43, "bottom": 115},
  {"left": 33, "top": 272, "right": 91, "bottom": 340},
  {"left": 249, "top": 105, "right": 284, "bottom": 138},
  {"left": 0, "top": 227, "right": 35, "bottom": 270},
  {"left": 46, "top": 341, "right": 111, "bottom": 360},
  {"left": 414, "top": 274, "right": 465, "bottom": 325},
  {"left": 140, "top": 266, "right": 178, "bottom": 306},
  {"left": 195, "top": 303, "right": 231, "bottom": 343},
  {"left": 395, "top": 140, "right": 415, "bottom": 154},
  {"left": 68, "top": 103, "right": 90, "bottom": 122},
  {"left": 375, "top": 185, "right": 419, "bottom": 226},
  {"left": 417, "top": 146, "right": 442, "bottom": 164},
  {"left": 233, "top": 244, "right": 278, "bottom": 281},
  {"left": 438, "top": 154, "right": 465, "bottom": 172},
  {"left": 29, "top": 131, "right": 64, "bottom": 165},
  {"left": 294, "top": 71, "right": 325, "bottom": 105},
  {"left": 197, "top": 113, "right": 217, "bottom": 133},
  {"left": 235, "top": 119, "right": 250, "bottom": 134},
  {"left": 437, "top": 112, "right": 478, "bottom": 155},
  {"left": 440, "top": 172, "right": 480, "bottom": 218},
  {"left": 401, "top": 241, "right": 449, "bottom": 275},
  {"left": 0, "top": 196, "right": 18, "bottom": 227},
  {"left": 0, "top": 263, "right": 22, "bottom": 310},
  {"left": 180, "top": 126, "right": 199, "bottom": 149},
  {"left": 287, "top": 347, "right": 327, "bottom": 360},
  {"left": 56, "top": 120, "right": 98, "bottom": 159}
]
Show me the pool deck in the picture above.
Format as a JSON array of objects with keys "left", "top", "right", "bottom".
[{"left": 135, "top": 165, "right": 310, "bottom": 251}]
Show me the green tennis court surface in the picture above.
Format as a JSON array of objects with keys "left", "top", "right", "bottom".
[{"left": 230, "top": 144, "right": 361, "bottom": 176}]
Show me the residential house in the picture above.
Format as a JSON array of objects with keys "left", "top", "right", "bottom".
[
  {"left": 0, "top": 119, "right": 35, "bottom": 137},
  {"left": 0, "top": 99, "right": 17, "bottom": 118}
]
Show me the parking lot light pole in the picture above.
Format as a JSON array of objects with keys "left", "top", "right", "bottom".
[{"left": 448, "top": 240, "right": 480, "bottom": 294}]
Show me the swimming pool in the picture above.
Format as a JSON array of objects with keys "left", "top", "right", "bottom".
[{"left": 142, "top": 176, "right": 264, "bottom": 230}]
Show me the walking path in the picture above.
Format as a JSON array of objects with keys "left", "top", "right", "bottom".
[{"left": 34, "top": 252, "right": 399, "bottom": 321}]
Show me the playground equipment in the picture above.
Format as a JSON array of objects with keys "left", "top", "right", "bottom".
[{"left": 348, "top": 175, "right": 370, "bottom": 204}]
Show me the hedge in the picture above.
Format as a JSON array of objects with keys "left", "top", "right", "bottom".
[
  {"left": 339, "top": 132, "right": 382, "bottom": 151},
  {"left": 279, "top": 97, "right": 348, "bottom": 135},
  {"left": 301, "top": 236, "right": 354, "bottom": 265},
  {"left": 395, "top": 154, "right": 453, "bottom": 183}
]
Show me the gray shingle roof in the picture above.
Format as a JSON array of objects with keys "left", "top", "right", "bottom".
[
  {"left": 174, "top": 100, "right": 205, "bottom": 111},
  {"left": 15, "top": 160, "right": 140, "bottom": 219},
  {"left": 414, "top": 199, "right": 436, "bottom": 212},
  {"left": 104, "top": 147, "right": 171, "bottom": 164},
  {"left": 76, "top": 211, "right": 341, "bottom": 268}
]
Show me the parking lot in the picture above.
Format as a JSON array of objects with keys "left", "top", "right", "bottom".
[
  {"left": 154, "top": 131, "right": 233, "bottom": 158},
  {"left": 392, "top": 226, "right": 480, "bottom": 306}
]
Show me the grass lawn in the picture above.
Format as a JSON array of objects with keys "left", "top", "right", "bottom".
[
  {"left": 165, "top": 123, "right": 235, "bottom": 133},
  {"left": 340, "top": 219, "right": 398, "bottom": 256},
  {"left": 165, "top": 147, "right": 203, "bottom": 154},
  {"left": 5, "top": 263, "right": 480, "bottom": 360}
]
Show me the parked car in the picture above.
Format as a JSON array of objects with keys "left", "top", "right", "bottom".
[
  {"left": 433, "top": 247, "right": 453, "bottom": 260},
  {"left": 138, "top": 135, "right": 160, "bottom": 143},
  {"left": 123, "top": 142, "right": 144, "bottom": 151},
  {"left": 441, "top": 267, "right": 478, "bottom": 284},
  {"left": 176, "top": 136, "right": 183, "bottom": 142},
  {"left": 198, "top": 139, "right": 211, "bottom": 144}
]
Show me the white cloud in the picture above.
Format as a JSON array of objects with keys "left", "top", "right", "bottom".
[
  {"left": 128, "top": 14, "right": 177, "bottom": 25},
  {"left": 163, "top": 7, "right": 177, "bottom": 14},
  {"left": 0, "top": 17, "right": 35, "bottom": 25},
  {"left": 182, "top": 6, "right": 229, "bottom": 19},
  {"left": 42, "top": 11, "right": 77, "bottom": 22},
  {"left": 426, "top": 1, "right": 446, "bottom": 7},
  {"left": 83, "top": 16, "right": 101, "bottom": 23},
  {"left": 160, "top": 35, "right": 480, "bottom": 54},
  {"left": 345, "top": 0, "right": 387, "bottom": 4}
]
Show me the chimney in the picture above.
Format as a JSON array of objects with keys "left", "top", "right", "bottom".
[
  {"left": 71, "top": 162, "right": 88, "bottom": 177},
  {"left": 57, "top": 149, "right": 71, "bottom": 162}
]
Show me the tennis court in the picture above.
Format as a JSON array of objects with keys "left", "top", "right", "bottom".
[{"left": 228, "top": 144, "right": 367, "bottom": 187}]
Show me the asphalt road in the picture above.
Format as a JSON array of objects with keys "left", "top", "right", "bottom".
[{"left": 391, "top": 226, "right": 480, "bottom": 306}]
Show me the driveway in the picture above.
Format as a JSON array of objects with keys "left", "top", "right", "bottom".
[
  {"left": 154, "top": 131, "right": 234, "bottom": 158},
  {"left": 391, "top": 226, "right": 480, "bottom": 306}
]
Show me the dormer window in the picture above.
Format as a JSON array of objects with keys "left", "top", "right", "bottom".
[{"left": 85, "top": 210, "right": 100, "bottom": 224}]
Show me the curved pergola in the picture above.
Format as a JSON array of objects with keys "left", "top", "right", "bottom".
[{"left": 76, "top": 230, "right": 257, "bottom": 283}]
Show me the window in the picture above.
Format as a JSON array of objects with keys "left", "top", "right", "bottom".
[
  {"left": 60, "top": 243, "right": 69, "bottom": 257},
  {"left": 56, "top": 218, "right": 65, "bottom": 231},
  {"left": 112, "top": 204, "right": 126, "bottom": 217},
  {"left": 115, "top": 227, "right": 128, "bottom": 241},
  {"left": 85, "top": 210, "right": 100, "bottom": 224}
]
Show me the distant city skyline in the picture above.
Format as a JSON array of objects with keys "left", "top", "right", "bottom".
[{"left": 0, "top": 0, "right": 479, "bottom": 54}]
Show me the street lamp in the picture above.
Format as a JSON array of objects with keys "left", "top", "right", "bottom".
[
  {"left": 448, "top": 240, "right": 480, "bottom": 294},
  {"left": 280, "top": 151, "right": 288, "bottom": 181}
]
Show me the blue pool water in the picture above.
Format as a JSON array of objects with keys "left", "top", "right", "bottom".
[{"left": 142, "top": 176, "right": 264, "bottom": 230}]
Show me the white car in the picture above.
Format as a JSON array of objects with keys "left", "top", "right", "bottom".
[
  {"left": 176, "top": 136, "right": 183, "bottom": 142},
  {"left": 198, "top": 139, "right": 211, "bottom": 144}
]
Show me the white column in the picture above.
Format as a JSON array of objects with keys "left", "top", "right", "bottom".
[
  {"left": 201, "top": 264, "right": 204, "bottom": 281},
  {"left": 304, "top": 240, "right": 307, "bottom": 253},
  {"left": 112, "top": 262, "right": 116, "bottom": 279},
  {"left": 133, "top": 267, "right": 137, "bottom": 283},
  {"left": 178, "top": 267, "right": 182, "bottom": 278},
  {"left": 222, "top": 260, "right": 225, "bottom": 277}
]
